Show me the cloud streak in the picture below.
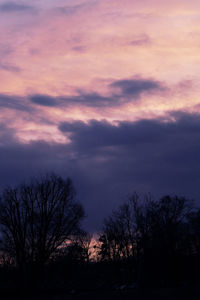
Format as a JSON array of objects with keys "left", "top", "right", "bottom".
[
  {"left": 0, "top": 94, "right": 32, "bottom": 112},
  {"left": 130, "top": 34, "right": 152, "bottom": 46},
  {"left": 110, "top": 77, "right": 164, "bottom": 99},
  {"left": 29, "top": 76, "right": 165, "bottom": 108},
  {"left": 0, "top": 62, "right": 21, "bottom": 73},
  {"left": 0, "top": 2, "right": 35, "bottom": 13}
]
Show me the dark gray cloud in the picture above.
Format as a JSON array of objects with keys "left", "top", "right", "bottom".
[
  {"left": 29, "top": 76, "right": 164, "bottom": 109},
  {"left": 110, "top": 78, "right": 163, "bottom": 98},
  {"left": 62, "top": 92, "right": 120, "bottom": 107},
  {"left": 59, "top": 118, "right": 166, "bottom": 151},
  {"left": 29, "top": 92, "right": 120, "bottom": 108},
  {"left": 0, "top": 94, "right": 33, "bottom": 112},
  {"left": 58, "top": 112, "right": 200, "bottom": 230},
  {"left": 59, "top": 113, "right": 200, "bottom": 159},
  {"left": 0, "top": 112, "right": 200, "bottom": 231},
  {"left": 30, "top": 95, "right": 57, "bottom": 107},
  {"left": 0, "top": 2, "right": 35, "bottom": 13}
]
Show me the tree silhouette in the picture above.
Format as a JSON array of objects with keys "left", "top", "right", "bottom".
[
  {"left": 0, "top": 174, "right": 85, "bottom": 275},
  {"left": 99, "top": 193, "right": 194, "bottom": 285},
  {"left": 59, "top": 232, "right": 92, "bottom": 264}
]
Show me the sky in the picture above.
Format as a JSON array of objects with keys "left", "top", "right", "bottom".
[{"left": 0, "top": 0, "right": 200, "bottom": 231}]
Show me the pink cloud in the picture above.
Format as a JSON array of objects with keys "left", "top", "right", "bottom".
[{"left": 0, "top": 0, "right": 200, "bottom": 142}]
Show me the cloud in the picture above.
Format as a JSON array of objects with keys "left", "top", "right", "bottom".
[
  {"left": 59, "top": 118, "right": 166, "bottom": 151},
  {"left": 130, "top": 34, "right": 152, "bottom": 46},
  {"left": 29, "top": 92, "right": 120, "bottom": 108},
  {"left": 0, "top": 2, "right": 35, "bottom": 13},
  {"left": 62, "top": 92, "right": 120, "bottom": 107},
  {"left": 29, "top": 76, "right": 165, "bottom": 109},
  {"left": 0, "top": 123, "right": 17, "bottom": 145},
  {"left": 0, "top": 94, "right": 32, "bottom": 112},
  {"left": 0, "top": 111, "right": 200, "bottom": 230},
  {"left": 54, "top": 4, "right": 85, "bottom": 16},
  {"left": 54, "top": 2, "right": 98, "bottom": 16},
  {"left": 0, "top": 44, "right": 14, "bottom": 57},
  {"left": 59, "top": 115, "right": 193, "bottom": 159},
  {"left": 72, "top": 46, "right": 86, "bottom": 53},
  {"left": 30, "top": 94, "right": 57, "bottom": 107},
  {"left": 58, "top": 112, "right": 200, "bottom": 209},
  {"left": 110, "top": 77, "right": 164, "bottom": 99},
  {"left": 0, "top": 62, "right": 21, "bottom": 72}
]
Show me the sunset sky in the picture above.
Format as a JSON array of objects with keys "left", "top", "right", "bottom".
[{"left": 1, "top": 0, "right": 200, "bottom": 230}]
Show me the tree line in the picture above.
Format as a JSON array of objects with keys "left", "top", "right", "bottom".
[
  {"left": 98, "top": 193, "right": 200, "bottom": 286},
  {"left": 0, "top": 173, "right": 199, "bottom": 291}
]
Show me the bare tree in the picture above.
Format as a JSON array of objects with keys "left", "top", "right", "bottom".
[
  {"left": 98, "top": 193, "right": 193, "bottom": 263},
  {"left": 98, "top": 196, "right": 137, "bottom": 261},
  {"left": 0, "top": 174, "right": 85, "bottom": 273}
]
